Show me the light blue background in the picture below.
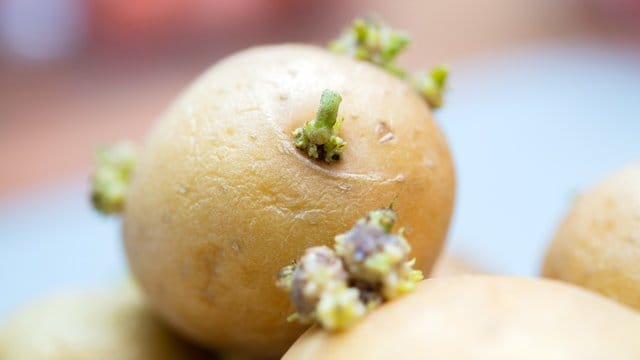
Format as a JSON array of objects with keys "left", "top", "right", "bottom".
[{"left": 1, "top": 43, "right": 639, "bottom": 320}]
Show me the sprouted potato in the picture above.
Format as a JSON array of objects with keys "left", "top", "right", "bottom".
[{"left": 92, "top": 18, "right": 455, "bottom": 356}]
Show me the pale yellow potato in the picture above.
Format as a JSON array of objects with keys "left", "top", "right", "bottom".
[
  {"left": 0, "top": 285, "right": 207, "bottom": 360},
  {"left": 284, "top": 276, "right": 640, "bottom": 360},
  {"left": 543, "top": 164, "right": 640, "bottom": 309},
  {"left": 430, "top": 252, "right": 482, "bottom": 278},
  {"left": 123, "top": 44, "right": 455, "bottom": 356}
]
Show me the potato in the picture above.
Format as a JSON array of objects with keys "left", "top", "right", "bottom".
[
  {"left": 123, "top": 44, "right": 455, "bottom": 356},
  {"left": 0, "top": 285, "right": 207, "bottom": 360},
  {"left": 430, "top": 252, "right": 481, "bottom": 278},
  {"left": 283, "top": 276, "right": 640, "bottom": 359},
  {"left": 543, "top": 163, "right": 640, "bottom": 309}
]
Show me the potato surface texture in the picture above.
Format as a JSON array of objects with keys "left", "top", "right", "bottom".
[
  {"left": 123, "top": 44, "right": 455, "bottom": 356},
  {"left": 283, "top": 276, "right": 640, "bottom": 360},
  {"left": 544, "top": 164, "right": 640, "bottom": 309},
  {"left": 0, "top": 286, "right": 205, "bottom": 360}
]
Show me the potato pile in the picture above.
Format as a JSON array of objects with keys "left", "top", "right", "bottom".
[{"left": 3, "top": 17, "right": 639, "bottom": 360}]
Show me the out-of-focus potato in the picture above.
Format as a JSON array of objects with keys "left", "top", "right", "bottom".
[
  {"left": 430, "top": 252, "right": 482, "bottom": 277},
  {"left": 283, "top": 276, "right": 640, "bottom": 360},
  {"left": 123, "top": 44, "right": 455, "bottom": 356},
  {"left": 543, "top": 164, "right": 640, "bottom": 309},
  {"left": 0, "top": 285, "right": 208, "bottom": 360}
]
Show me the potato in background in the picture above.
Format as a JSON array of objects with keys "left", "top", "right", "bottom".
[
  {"left": 543, "top": 163, "right": 640, "bottom": 309},
  {"left": 0, "top": 283, "right": 209, "bottom": 360}
]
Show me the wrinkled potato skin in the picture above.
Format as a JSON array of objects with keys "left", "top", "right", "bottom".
[
  {"left": 123, "top": 44, "right": 455, "bottom": 356},
  {"left": 543, "top": 164, "right": 640, "bottom": 309},
  {"left": 0, "top": 286, "right": 207, "bottom": 360},
  {"left": 284, "top": 276, "right": 640, "bottom": 360}
]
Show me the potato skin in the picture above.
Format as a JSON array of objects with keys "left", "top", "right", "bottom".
[
  {"left": 543, "top": 164, "right": 640, "bottom": 309},
  {"left": 283, "top": 276, "right": 640, "bottom": 360},
  {"left": 123, "top": 44, "right": 455, "bottom": 356},
  {"left": 0, "top": 285, "right": 206, "bottom": 360},
  {"left": 430, "top": 252, "right": 482, "bottom": 278}
]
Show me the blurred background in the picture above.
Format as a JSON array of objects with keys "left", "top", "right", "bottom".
[{"left": 1, "top": 0, "right": 639, "bottom": 319}]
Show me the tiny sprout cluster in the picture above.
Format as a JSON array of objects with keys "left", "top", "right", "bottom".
[
  {"left": 277, "top": 247, "right": 366, "bottom": 330},
  {"left": 413, "top": 65, "right": 449, "bottom": 110},
  {"left": 329, "top": 17, "right": 410, "bottom": 77},
  {"left": 329, "top": 17, "right": 449, "bottom": 109},
  {"left": 90, "top": 142, "right": 136, "bottom": 215},
  {"left": 293, "top": 89, "right": 346, "bottom": 163},
  {"left": 277, "top": 208, "right": 423, "bottom": 331}
]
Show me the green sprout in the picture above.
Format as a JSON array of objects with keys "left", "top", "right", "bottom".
[
  {"left": 277, "top": 208, "right": 423, "bottom": 331},
  {"left": 329, "top": 17, "right": 410, "bottom": 77},
  {"left": 293, "top": 89, "right": 346, "bottom": 163},
  {"left": 90, "top": 142, "right": 136, "bottom": 215},
  {"left": 329, "top": 17, "right": 449, "bottom": 109},
  {"left": 412, "top": 65, "right": 449, "bottom": 109}
]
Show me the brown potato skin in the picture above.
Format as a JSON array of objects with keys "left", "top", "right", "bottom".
[
  {"left": 543, "top": 164, "right": 640, "bottom": 309},
  {"left": 0, "top": 285, "right": 207, "bottom": 360},
  {"left": 284, "top": 276, "right": 640, "bottom": 360},
  {"left": 123, "top": 44, "right": 455, "bottom": 356}
]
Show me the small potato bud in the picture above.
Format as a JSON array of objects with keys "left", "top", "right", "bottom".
[
  {"left": 90, "top": 142, "right": 136, "bottom": 215},
  {"left": 278, "top": 246, "right": 350, "bottom": 322},
  {"left": 335, "top": 208, "right": 423, "bottom": 300},
  {"left": 278, "top": 209, "right": 423, "bottom": 331}
]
